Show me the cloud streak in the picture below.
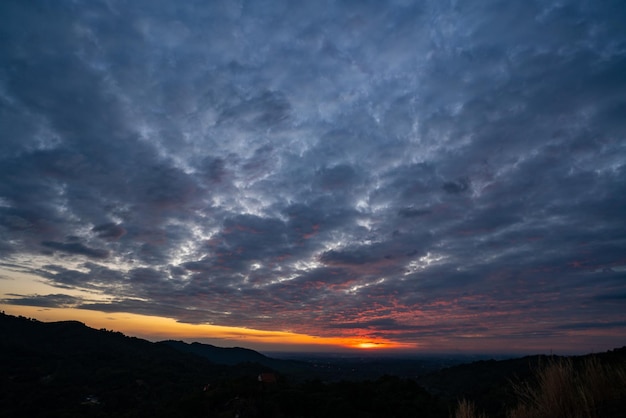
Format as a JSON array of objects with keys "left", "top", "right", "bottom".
[{"left": 1, "top": 0, "right": 625, "bottom": 352}]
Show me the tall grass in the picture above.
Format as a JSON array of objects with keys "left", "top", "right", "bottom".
[
  {"left": 508, "top": 357, "right": 625, "bottom": 418},
  {"left": 454, "top": 399, "right": 485, "bottom": 418},
  {"left": 452, "top": 356, "right": 626, "bottom": 418}
]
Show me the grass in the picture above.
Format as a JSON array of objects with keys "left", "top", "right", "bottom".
[
  {"left": 452, "top": 356, "right": 626, "bottom": 418},
  {"left": 454, "top": 399, "right": 485, "bottom": 418}
]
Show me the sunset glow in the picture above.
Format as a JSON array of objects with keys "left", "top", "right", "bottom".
[
  {"left": 3, "top": 304, "right": 413, "bottom": 352},
  {"left": 356, "top": 343, "right": 385, "bottom": 349}
]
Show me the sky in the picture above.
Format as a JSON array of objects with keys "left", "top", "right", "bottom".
[{"left": 1, "top": 0, "right": 625, "bottom": 354}]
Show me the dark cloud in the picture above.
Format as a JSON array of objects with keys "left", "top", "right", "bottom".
[
  {"left": 92, "top": 223, "right": 126, "bottom": 240},
  {"left": 398, "top": 207, "right": 431, "bottom": 218},
  {"left": 442, "top": 178, "right": 470, "bottom": 194},
  {"left": 41, "top": 241, "right": 110, "bottom": 260},
  {"left": 555, "top": 321, "right": 626, "bottom": 331},
  {"left": 595, "top": 292, "right": 626, "bottom": 302},
  {"left": 314, "top": 164, "right": 360, "bottom": 191},
  {"left": 1, "top": 0, "right": 625, "bottom": 352},
  {"left": 77, "top": 299, "right": 197, "bottom": 321},
  {"left": 320, "top": 247, "right": 382, "bottom": 266},
  {"left": 1, "top": 293, "right": 82, "bottom": 308},
  {"left": 219, "top": 90, "right": 291, "bottom": 128}
]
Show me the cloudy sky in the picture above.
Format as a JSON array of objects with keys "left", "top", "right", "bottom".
[{"left": 1, "top": 0, "right": 625, "bottom": 353}]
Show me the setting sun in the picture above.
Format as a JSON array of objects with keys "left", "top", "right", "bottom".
[
  {"left": 344, "top": 337, "right": 415, "bottom": 351},
  {"left": 357, "top": 342, "right": 381, "bottom": 349}
]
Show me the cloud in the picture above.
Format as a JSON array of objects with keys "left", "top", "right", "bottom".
[
  {"left": 92, "top": 223, "right": 127, "bottom": 240},
  {"left": 594, "top": 290, "right": 626, "bottom": 302},
  {"left": 1, "top": 293, "right": 82, "bottom": 309},
  {"left": 41, "top": 241, "right": 110, "bottom": 260},
  {"left": 398, "top": 207, "right": 431, "bottom": 218},
  {"left": 554, "top": 321, "right": 626, "bottom": 331},
  {"left": 0, "top": 0, "right": 625, "bottom": 351},
  {"left": 442, "top": 178, "right": 470, "bottom": 194}
]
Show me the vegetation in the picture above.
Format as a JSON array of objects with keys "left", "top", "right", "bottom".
[
  {"left": 453, "top": 356, "right": 626, "bottom": 418},
  {"left": 454, "top": 399, "right": 485, "bottom": 418}
]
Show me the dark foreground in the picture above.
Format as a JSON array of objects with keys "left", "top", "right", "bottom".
[{"left": 1, "top": 313, "right": 624, "bottom": 417}]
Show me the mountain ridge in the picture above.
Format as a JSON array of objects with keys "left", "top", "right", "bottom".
[
  {"left": 159, "top": 339, "right": 272, "bottom": 366},
  {"left": 0, "top": 312, "right": 268, "bottom": 417}
]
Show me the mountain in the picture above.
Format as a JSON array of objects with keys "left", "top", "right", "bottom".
[
  {"left": 158, "top": 340, "right": 337, "bottom": 381},
  {"left": 0, "top": 313, "right": 263, "bottom": 417},
  {"left": 160, "top": 340, "right": 274, "bottom": 366}
]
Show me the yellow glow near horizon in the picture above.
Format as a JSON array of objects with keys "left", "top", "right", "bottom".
[
  {"left": 1, "top": 305, "right": 412, "bottom": 352},
  {"left": 356, "top": 342, "right": 381, "bottom": 349},
  {"left": 352, "top": 340, "right": 410, "bottom": 350}
]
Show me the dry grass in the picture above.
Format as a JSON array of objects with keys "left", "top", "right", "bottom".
[
  {"left": 453, "top": 398, "right": 486, "bottom": 418},
  {"left": 508, "top": 357, "right": 626, "bottom": 418},
  {"left": 453, "top": 356, "right": 626, "bottom": 418}
]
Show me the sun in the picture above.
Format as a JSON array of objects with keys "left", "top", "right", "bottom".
[
  {"left": 356, "top": 342, "right": 382, "bottom": 349},
  {"left": 343, "top": 336, "right": 416, "bottom": 351}
]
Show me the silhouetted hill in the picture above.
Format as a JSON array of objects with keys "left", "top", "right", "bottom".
[
  {"left": 159, "top": 340, "right": 347, "bottom": 382},
  {"left": 160, "top": 340, "right": 274, "bottom": 366},
  {"left": 0, "top": 313, "right": 264, "bottom": 417}
]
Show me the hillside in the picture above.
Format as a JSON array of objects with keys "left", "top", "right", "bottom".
[
  {"left": 161, "top": 340, "right": 273, "bottom": 366},
  {"left": 0, "top": 313, "right": 263, "bottom": 417}
]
